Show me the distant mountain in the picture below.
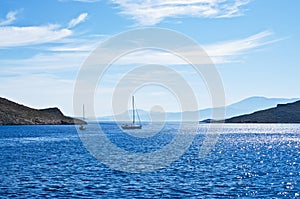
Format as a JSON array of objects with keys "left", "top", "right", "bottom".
[
  {"left": 225, "top": 100, "right": 300, "bottom": 123},
  {"left": 99, "top": 96, "right": 299, "bottom": 121},
  {"left": 221, "top": 96, "right": 299, "bottom": 119},
  {"left": 0, "top": 97, "right": 85, "bottom": 125}
]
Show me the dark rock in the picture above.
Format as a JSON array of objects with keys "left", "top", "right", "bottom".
[
  {"left": 0, "top": 97, "right": 86, "bottom": 125},
  {"left": 199, "top": 119, "right": 222, "bottom": 123},
  {"left": 39, "top": 108, "right": 64, "bottom": 116},
  {"left": 225, "top": 100, "right": 300, "bottom": 123}
]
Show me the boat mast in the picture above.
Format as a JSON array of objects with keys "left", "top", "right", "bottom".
[
  {"left": 82, "top": 104, "right": 85, "bottom": 120},
  {"left": 132, "top": 96, "right": 135, "bottom": 124}
]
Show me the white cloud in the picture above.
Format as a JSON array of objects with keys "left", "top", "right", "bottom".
[
  {"left": 68, "top": 13, "right": 88, "bottom": 28},
  {"left": 0, "top": 30, "right": 275, "bottom": 78},
  {"left": 0, "top": 25, "right": 72, "bottom": 47},
  {"left": 47, "top": 34, "right": 107, "bottom": 52},
  {"left": 0, "top": 13, "right": 92, "bottom": 48},
  {"left": 111, "top": 0, "right": 251, "bottom": 25},
  {"left": 49, "top": 42, "right": 96, "bottom": 52},
  {"left": 0, "top": 52, "right": 88, "bottom": 76},
  {"left": 217, "top": 0, "right": 250, "bottom": 18},
  {"left": 204, "top": 30, "right": 280, "bottom": 63},
  {"left": 59, "top": 0, "right": 100, "bottom": 2},
  {"left": 108, "top": 30, "right": 277, "bottom": 64},
  {"left": 74, "top": 0, "right": 100, "bottom": 2},
  {"left": 0, "top": 36, "right": 105, "bottom": 77},
  {"left": 0, "top": 10, "right": 18, "bottom": 26}
]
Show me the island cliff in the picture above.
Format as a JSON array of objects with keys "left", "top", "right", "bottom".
[
  {"left": 0, "top": 97, "right": 86, "bottom": 125},
  {"left": 225, "top": 100, "right": 300, "bottom": 123}
]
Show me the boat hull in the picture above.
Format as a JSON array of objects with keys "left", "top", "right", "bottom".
[
  {"left": 79, "top": 125, "right": 86, "bottom": 130},
  {"left": 121, "top": 124, "right": 142, "bottom": 130}
]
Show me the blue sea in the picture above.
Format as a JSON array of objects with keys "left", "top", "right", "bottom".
[{"left": 1, "top": 123, "right": 300, "bottom": 198}]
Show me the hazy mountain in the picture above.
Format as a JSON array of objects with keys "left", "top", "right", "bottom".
[
  {"left": 220, "top": 96, "right": 300, "bottom": 119},
  {"left": 99, "top": 96, "right": 299, "bottom": 122},
  {"left": 225, "top": 100, "right": 300, "bottom": 123}
]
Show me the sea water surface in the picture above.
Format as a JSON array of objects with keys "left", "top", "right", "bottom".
[{"left": 0, "top": 123, "right": 300, "bottom": 198}]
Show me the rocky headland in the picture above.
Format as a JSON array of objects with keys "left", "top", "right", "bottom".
[{"left": 0, "top": 97, "right": 86, "bottom": 125}]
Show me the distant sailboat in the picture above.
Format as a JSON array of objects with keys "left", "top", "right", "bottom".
[
  {"left": 79, "top": 104, "right": 86, "bottom": 130},
  {"left": 121, "top": 96, "right": 142, "bottom": 130}
]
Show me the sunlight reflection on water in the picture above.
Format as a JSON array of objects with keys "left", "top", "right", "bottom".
[{"left": 0, "top": 124, "right": 299, "bottom": 198}]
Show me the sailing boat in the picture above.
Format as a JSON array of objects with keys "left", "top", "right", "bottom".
[
  {"left": 79, "top": 104, "right": 86, "bottom": 130},
  {"left": 121, "top": 96, "right": 142, "bottom": 130}
]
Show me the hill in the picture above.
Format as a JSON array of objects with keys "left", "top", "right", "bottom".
[
  {"left": 225, "top": 100, "right": 300, "bottom": 123},
  {"left": 0, "top": 97, "right": 86, "bottom": 125}
]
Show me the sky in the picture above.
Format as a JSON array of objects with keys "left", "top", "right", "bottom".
[{"left": 0, "top": 0, "right": 299, "bottom": 117}]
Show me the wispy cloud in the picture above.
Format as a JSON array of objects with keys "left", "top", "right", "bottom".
[
  {"left": 0, "top": 10, "right": 19, "bottom": 26},
  {"left": 47, "top": 34, "right": 107, "bottom": 52},
  {"left": 48, "top": 42, "right": 96, "bottom": 52},
  {"left": 109, "top": 30, "right": 278, "bottom": 64},
  {"left": 0, "top": 52, "right": 88, "bottom": 76},
  {"left": 0, "top": 25, "right": 72, "bottom": 47},
  {"left": 0, "top": 12, "right": 92, "bottom": 48},
  {"left": 68, "top": 13, "right": 88, "bottom": 28},
  {"left": 110, "top": 0, "right": 251, "bottom": 26},
  {"left": 59, "top": 0, "right": 100, "bottom": 2},
  {"left": 204, "top": 30, "right": 281, "bottom": 63},
  {"left": 0, "top": 30, "right": 276, "bottom": 77},
  {"left": 74, "top": 0, "right": 100, "bottom": 2}
]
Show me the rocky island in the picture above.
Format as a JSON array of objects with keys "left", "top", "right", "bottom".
[
  {"left": 0, "top": 97, "right": 86, "bottom": 125},
  {"left": 225, "top": 100, "right": 300, "bottom": 123},
  {"left": 200, "top": 100, "right": 300, "bottom": 123}
]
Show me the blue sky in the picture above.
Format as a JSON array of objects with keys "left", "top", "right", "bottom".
[{"left": 0, "top": 0, "right": 299, "bottom": 116}]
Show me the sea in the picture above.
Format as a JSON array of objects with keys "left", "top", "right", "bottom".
[{"left": 0, "top": 123, "right": 299, "bottom": 198}]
